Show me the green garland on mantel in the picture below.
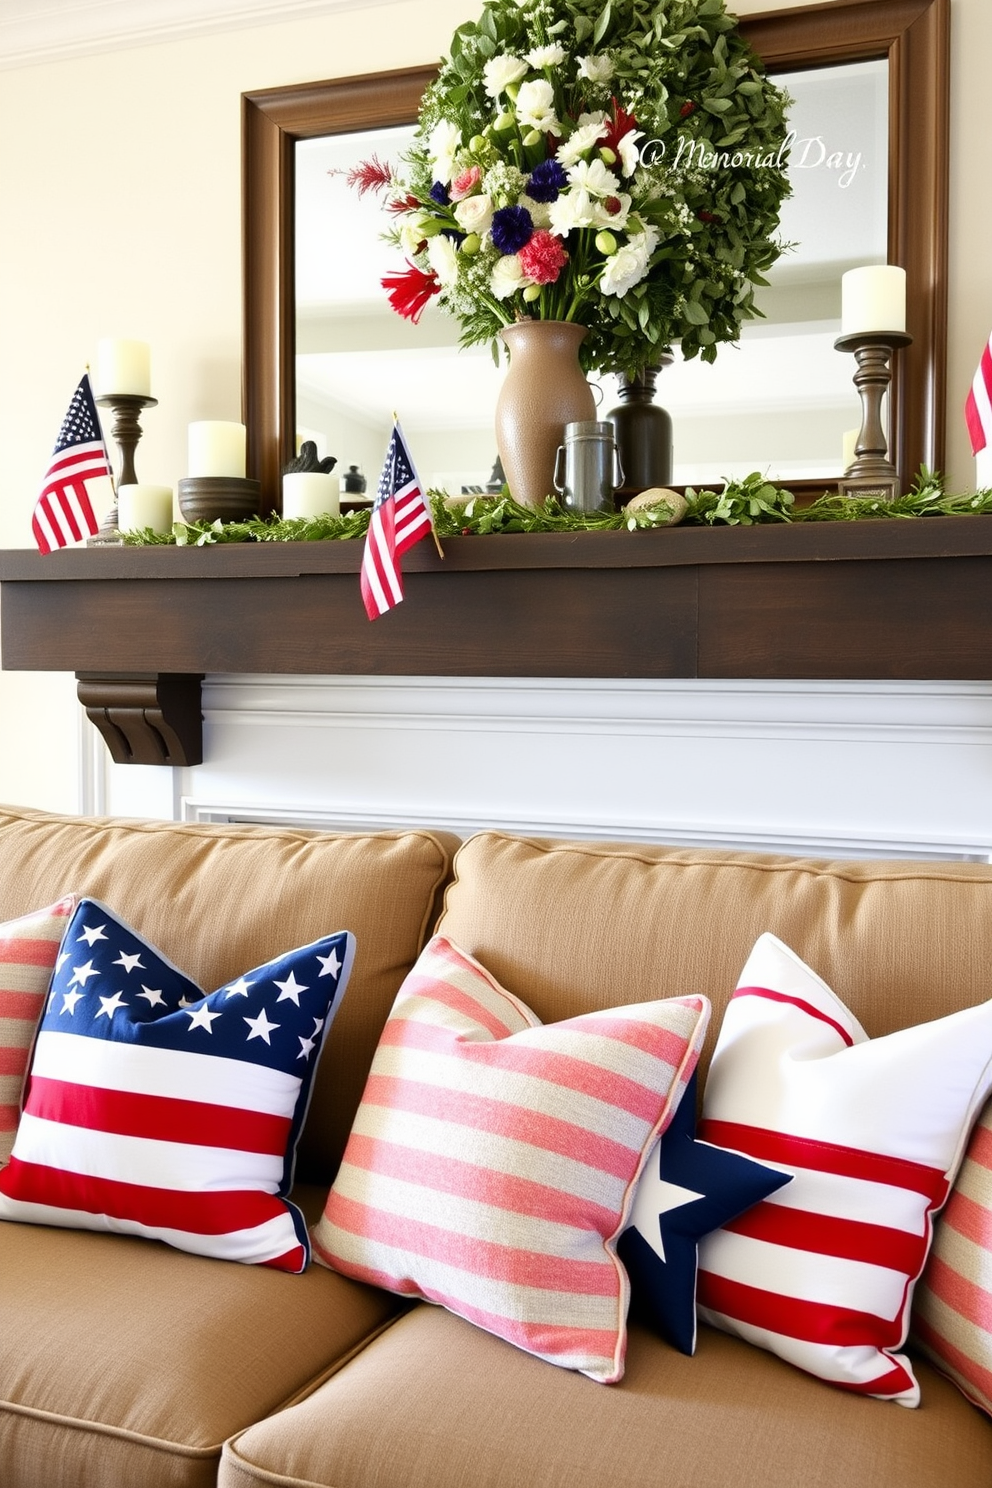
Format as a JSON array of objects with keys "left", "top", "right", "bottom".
[{"left": 121, "top": 469, "right": 992, "bottom": 547}]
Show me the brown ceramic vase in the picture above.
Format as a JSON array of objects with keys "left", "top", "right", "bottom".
[{"left": 496, "top": 321, "right": 596, "bottom": 506}]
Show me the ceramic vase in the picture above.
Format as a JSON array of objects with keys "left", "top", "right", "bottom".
[
  {"left": 496, "top": 321, "right": 596, "bottom": 506},
  {"left": 606, "top": 359, "right": 674, "bottom": 505}
]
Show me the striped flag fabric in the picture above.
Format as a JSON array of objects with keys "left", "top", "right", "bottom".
[
  {"left": 0, "top": 898, "right": 355, "bottom": 1271},
  {"left": 360, "top": 419, "right": 434, "bottom": 620},
  {"left": 0, "top": 897, "right": 76, "bottom": 1162},
  {"left": 966, "top": 332, "right": 992, "bottom": 458},
  {"left": 696, "top": 933, "right": 992, "bottom": 1405},
  {"left": 312, "top": 934, "right": 710, "bottom": 1382},
  {"left": 32, "top": 374, "right": 114, "bottom": 553}
]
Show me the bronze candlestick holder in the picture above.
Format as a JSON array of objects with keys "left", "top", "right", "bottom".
[
  {"left": 93, "top": 393, "right": 158, "bottom": 540},
  {"left": 834, "top": 330, "right": 912, "bottom": 501}
]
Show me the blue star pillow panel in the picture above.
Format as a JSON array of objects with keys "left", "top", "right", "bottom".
[
  {"left": 619, "top": 1073, "right": 791, "bottom": 1354},
  {"left": 0, "top": 898, "right": 355, "bottom": 1272}
]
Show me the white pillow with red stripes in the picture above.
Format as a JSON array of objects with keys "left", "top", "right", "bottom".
[
  {"left": 0, "top": 898, "right": 354, "bottom": 1271},
  {"left": 0, "top": 897, "right": 76, "bottom": 1164},
  {"left": 311, "top": 935, "right": 710, "bottom": 1383},
  {"left": 697, "top": 932, "right": 992, "bottom": 1405},
  {"left": 913, "top": 1096, "right": 992, "bottom": 1416}
]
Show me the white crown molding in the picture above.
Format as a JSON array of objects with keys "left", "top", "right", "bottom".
[{"left": 0, "top": 0, "right": 393, "bottom": 71}]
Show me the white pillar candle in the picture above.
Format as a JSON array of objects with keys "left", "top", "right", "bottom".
[
  {"left": 842, "top": 426, "right": 860, "bottom": 469},
  {"left": 977, "top": 446, "right": 992, "bottom": 492},
  {"left": 840, "top": 266, "right": 907, "bottom": 335},
  {"left": 188, "top": 421, "right": 246, "bottom": 478},
  {"left": 117, "top": 484, "right": 174, "bottom": 534},
  {"left": 282, "top": 471, "right": 340, "bottom": 519},
  {"left": 95, "top": 339, "right": 151, "bottom": 397}
]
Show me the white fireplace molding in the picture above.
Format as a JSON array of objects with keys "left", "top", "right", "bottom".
[
  {"left": 0, "top": 0, "right": 396, "bottom": 71},
  {"left": 82, "top": 676, "right": 992, "bottom": 862}
]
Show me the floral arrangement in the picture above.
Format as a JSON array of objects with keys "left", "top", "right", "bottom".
[{"left": 353, "top": 0, "right": 792, "bottom": 375}]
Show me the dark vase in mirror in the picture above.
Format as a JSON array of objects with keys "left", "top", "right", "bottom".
[{"left": 607, "top": 360, "right": 673, "bottom": 505}]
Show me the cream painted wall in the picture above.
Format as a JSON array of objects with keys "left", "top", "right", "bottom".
[{"left": 0, "top": 0, "right": 987, "bottom": 814}]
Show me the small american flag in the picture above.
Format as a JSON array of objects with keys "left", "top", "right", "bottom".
[
  {"left": 965, "top": 332, "right": 992, "bottom": 459},
  {"left": 32, "top": 374, "right": 114, "bottom": 554},
  {"left": 360, "top": 420, "right": 435, "bottom": 620}
]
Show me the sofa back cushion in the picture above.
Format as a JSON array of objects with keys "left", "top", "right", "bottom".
[
  {"left": 436, "top": 834, "right": 992, "bottom": 1080},
  {"left": 0, "top": 804, "right": 458, "bottom": 1182}
]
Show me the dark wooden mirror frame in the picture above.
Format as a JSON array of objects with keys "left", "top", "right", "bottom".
[{"left": 242, "top": 0, "right": 949, "bottom": 512}]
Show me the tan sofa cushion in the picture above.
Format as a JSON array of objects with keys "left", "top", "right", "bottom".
[
  {"left": 436, "top": 834, "right": 992, "bottom": 1082},
  {"left": 0, "top": 1186, "right": 405, "bottom": 1488},
  {"left": 0, "top": 803, "right": 458, "bottom": 1181},
  {"left": 219, "top": 1305, "right": 992, "bottom": 1488}
]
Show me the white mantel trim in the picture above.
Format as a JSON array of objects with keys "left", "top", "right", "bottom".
[{"left": 0, "top": 0, "right": 396, "bottom": 71}]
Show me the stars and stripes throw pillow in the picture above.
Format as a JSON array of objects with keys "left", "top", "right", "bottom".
[
  {"left": 311, "top": 934, "right": 709, "bottom": 1382},
  {"left": 913, "top": 1096, "right": 992, "bottom": 1417},
  {"left": 0, "top": 897, "right": 77, "bottom": 1163},
  {"left": 0, "top": 899, "right": 355, "bottom": 1272},
  {"left": 696, "top": 932, "right": 992, "bottom": 1405}
]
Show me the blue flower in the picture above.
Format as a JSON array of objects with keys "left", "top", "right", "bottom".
[
  {"left": 526, "top": 159, "right": 568, "bottom": 204},
  {"left": 429, "top": 180, "right": 451, "bottom": 206},
  {"left": 491, "top": 205, "right": 534, "bottom": 255}
]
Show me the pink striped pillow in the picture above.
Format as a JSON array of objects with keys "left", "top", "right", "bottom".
[
  {"left": 913, "top": 1098, "right": 992, "bottom": 1416},
  {"left": 0, "top": 897, "right": 76, "bottom": 1163},
  {"left": 697, "top": 933, "right": 992, "bottom": 1406},
  {"left": 311, "top": 935, "right": 709, "bottom": 1383}
]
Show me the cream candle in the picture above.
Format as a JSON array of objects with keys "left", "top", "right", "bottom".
[
  {"left": 840, "top": 266, "right": 906, "bottom": 336},
  {"left": 117, "top": 484, "right": 174, "bottom": 534},
  {"left": 282, "top": 471, "right": 340, "bottom": 519},
  {"left": 95, "top": 339, "right": 151, "bottom": 397},
  {"left": 188, "top": 421, "right": 246, "bottom": 478},
  {"left": 842, "top": 426, "right": 860, "bottom": 469}
]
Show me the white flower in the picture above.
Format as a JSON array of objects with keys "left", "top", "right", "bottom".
[
  {"left": 453, "top": 193, "right": 494, "bottom": 235},
  {"left": 521, "top": 192, "right": 553, "bottom": 229},
  {"left": 399, "top": 211, "right": 430, "bottom": 255},
  {"left": 556, "top": 119, "right": 609, "bottom": 167},
  {"left": 616, "top": 130, "right": 644, "bottom": 177},
  {"left": 491, "top": 253, "right": 525, "bottom": 299},
  {"left": 600, "top": 227, "right": 659, "bottom": 297},
  {"left": 577, "top": 54, "right": 615, "bottom": 84},
  {"left": 482, "top": 54, "right": 529, "bottom": 99},
  {"left": 428, "top": 118, "right": 462, "bottom": 185},
  {"left": 515, "top": 79, "right": 560, "bottom": 134},
  {"left": 427, "top": 233, "right": 461, "bottom": 290},
  {"left": 590, "top": 192, "right": 632, "bottom": 229},
  {"left": 526, "top": 43, "right": 566, "bottom": 68},
  {"left": 547, "top": 186, "right": 596, "bottom": 235},
  {"left": 568, "top": 157, "right": 621, "bottom": 198}
]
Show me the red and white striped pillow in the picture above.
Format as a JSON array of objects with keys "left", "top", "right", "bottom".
[
  {"left": 0, "top": 897, "right": 76, "bottom": 1163},
  {"left": 913, "top": 1097, "right": 992, "bottom": 1416},
  {"left": 697, "top": 933, "right": 992, "bottom": 1405},
  {"left": 312, "top": 935, "right": 709, "bottom": 1383}
]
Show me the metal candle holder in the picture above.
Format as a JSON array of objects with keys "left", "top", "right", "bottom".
[
  {"left": 834, "top": 330, "right": 912, "bottom": 502},
  {"left": 93, "top": 392, "right": 158, "bottom": 539}
]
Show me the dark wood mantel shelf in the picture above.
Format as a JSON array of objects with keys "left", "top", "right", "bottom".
[{"left": 2, "top": 517, "right": 992, "bottom": 766}]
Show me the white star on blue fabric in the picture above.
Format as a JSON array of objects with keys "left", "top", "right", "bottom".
[
  {"left": 224, "top": 977, "right": 255, "bottom": 999},
  {"left": 244, "top": 1009, "right": 280, "bottom": 1045},
  {"left": 185, "top": 1004, "right": 222, "bottom": 1033},
  {"left": 113, "top": 951, "right": 144, "bottom": 974},
  {"left": 274, "top": 971, "right": 308, "bottom": 1005},
  {"left": 317, "top": 950, "right": 341, "bottom": 978},
  {"left": 619, "top": 1073, "right": 791, "bottom": 1355},
  {"left": 96, "top": 991, "right": 127, "bottom": 1020},
  {"left": 67, "top": 960, "right": 99, "bottom": 988},
  {"left": 77, "top": 923, "right": 108, "bottom": 946}
]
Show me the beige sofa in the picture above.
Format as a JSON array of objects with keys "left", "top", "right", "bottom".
[{"left": 0, "top": 801, "right": 988, "bottom": 1488}]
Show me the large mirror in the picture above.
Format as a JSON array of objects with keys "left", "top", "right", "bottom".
[{"left": 244, "top": 0, "right": 948, "bottom": 509}]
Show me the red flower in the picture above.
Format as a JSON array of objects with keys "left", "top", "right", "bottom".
[
  {"left": 386, "top": 193, "right": 421, "bottom": 215},
  {"left": 345, "top": 155, "right": 394, "bottom": 197},
  {"left": 602, "top": 99, "right": 640, "bottom": 157},
  {"left": 382, "top": 262, "right": 441, "bottom": 323},
  {"left": 697, "top": 209, "right": 721, "bottom": 224},
  {"left": 680, "top": 101, "right": 697, "bottom": 119},
  {"left": 518, "top": 230, "right": 569, "bottom": 286},
  {"left": 604, "top": 196, "right": 623, "bottom": 216}
]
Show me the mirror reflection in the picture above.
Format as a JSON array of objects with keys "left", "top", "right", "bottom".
[{"left": 294, "top": 58, "right": 888, "bottom": 493}]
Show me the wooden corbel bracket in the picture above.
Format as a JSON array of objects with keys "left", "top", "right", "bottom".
[{"left": 75, "top": 673, "right": 204, "bottom": 767}]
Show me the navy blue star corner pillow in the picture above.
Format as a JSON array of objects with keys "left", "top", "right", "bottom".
[
  {"left": 619, "top": 1072, "right": 791, "bottom": 1354},
  {"left": 0, "top": 898, "right": 355, "bottom": 1273}
]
